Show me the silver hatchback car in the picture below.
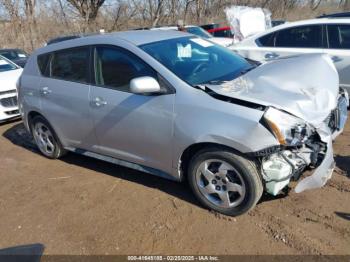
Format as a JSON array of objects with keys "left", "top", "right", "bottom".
[{"left": 18, "top": 30, "right": 348, "bottom": 216}]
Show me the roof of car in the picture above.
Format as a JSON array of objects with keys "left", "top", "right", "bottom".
[
  {"left": 317, "top": 12, "right": 350, "bottom": 18},
  {"left": 116, "top": 30, "right": 191, "bottom": 45},
  {"left": 241, "top": 17, "right": 350, "bottom": 42},
  {"left": 46, "top": 30, "right": 191, "bottom": 48},
  {"left": 150, "top": 25, "right": 198, "bottom": 30},
  {"left": 274, "top": 18, "right": 350, "bottom": 29}
]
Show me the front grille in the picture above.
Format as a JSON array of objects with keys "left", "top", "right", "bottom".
[{"left": 0, "top": 96, "right": 18, "bottom": 108}]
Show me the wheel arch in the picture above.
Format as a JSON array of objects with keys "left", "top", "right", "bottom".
[
  {"left": 27, "top": 111, "right": 45, "bottom": 132},
  {"left": 178, "top": 142, "right": 249, "bottom": 181}
]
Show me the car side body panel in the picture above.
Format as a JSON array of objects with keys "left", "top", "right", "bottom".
[
  {"left": 19, "top": 54, "right": 42, "bottom": 130},
  {"left": 171, "top": 85, "right": 279, "bottom": 178}
]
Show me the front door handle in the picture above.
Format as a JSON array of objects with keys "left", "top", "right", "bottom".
[
  {"left": 332, "top": 56, "right": 342, "bottom": 63},
  {"left": 40, "top": 87, "right": 52, "bottom": 96},
  {"left": 265, "top": 52, "right": 279, "bottom": 59},
  {"left": 92, "top": 97, "right": 107, "bottom": 107}
]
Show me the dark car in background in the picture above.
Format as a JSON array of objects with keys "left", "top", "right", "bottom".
[
  {"left": 201, "top": 23, "right": 233, "bottom": 38},
  {"left": 201, "top": 23, "right": 220, "bottom": 31},
  {"left": 0, "top": 49, "right": 28, "bottom": 68},
  {"left": 271, "top": 20, "right": 286, "bottom": 27}
]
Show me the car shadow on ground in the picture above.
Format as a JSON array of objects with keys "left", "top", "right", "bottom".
[
  {"left": 335, "top": 212, "right": 350, "bottom": 221},
  {"left": 0, "top": 243, "right": 44, "bottom": 262},
  {"left": 3, "top": 122, "right": 286, "bottom": 210},
  {"left": 334, "top": 155, "right": 350, "bottom": 178},
  {"left": 2, "top": 122, "right": 200, "bottom": 207}
]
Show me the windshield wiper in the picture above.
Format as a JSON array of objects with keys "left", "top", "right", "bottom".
[
  {"left": 197, "top": 65, "right": 257, "bottom": 87},
  {"left": 239, "top": 66, "right": 256, "bottom": 76}
]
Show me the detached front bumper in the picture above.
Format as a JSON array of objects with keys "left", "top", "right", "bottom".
[
  {"left": 295, "top": 138, "right": 334, "bottom": 193},
  {"left": 295, "top": 93, "right": 348, "bottom": 193},
  {"left": 261, "top": 135, "right": 334, "bottom": 195}
]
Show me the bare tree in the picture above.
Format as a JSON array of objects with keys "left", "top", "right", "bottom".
[
  {"left": 66, "top": 0, "right": 106, "bottom": 29},
  {"left": 340, "top": 0, "right": 350, "bottom": 9},
  {"left": 310, "top": 0, "right": 322, "bottom": 10},
  {"left": 183, "top": 0, "right": 195, "bottom": 23},
  {"left": 108, "top": 0, "right": 137, "bottom": 31},
  {"left": 24, "top": 0, "right": 36, "bottom": 50},
  {"left": 58, "top": 0, "right": 70, "bottom": 27},
  {"left": 0, "top": 0, "right": 20, "bottom": 21},
  {"left": 149, "top": 0, "right": 164, "bottom": 27}
]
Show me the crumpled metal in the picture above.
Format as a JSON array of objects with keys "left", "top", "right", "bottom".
[{"left": 295, "top": 123, "right": 335, "bottom": 193}]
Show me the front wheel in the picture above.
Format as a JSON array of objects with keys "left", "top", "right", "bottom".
[{"left": 188, "top": 148, "right": 263, "bottom": 216}]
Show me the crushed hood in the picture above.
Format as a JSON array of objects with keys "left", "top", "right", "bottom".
[{"left": 208, "top": 53, "right": 339, "bottom": 127}]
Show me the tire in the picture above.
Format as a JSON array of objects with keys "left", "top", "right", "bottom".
[
  {"left": 30, "top": 115, "right": 67, "bottom": 159},
  {"left": 188, "top": 147, "right": 263, "bottom": 216}
]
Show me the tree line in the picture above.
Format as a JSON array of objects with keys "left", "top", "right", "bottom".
[{"left": 0, "top": 0, "right": 349, "bottom": 51}]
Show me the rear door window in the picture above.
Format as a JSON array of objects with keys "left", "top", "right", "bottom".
[
  {"left": 274, "top": 25, "right": 323, "bottom": 48},
  {"left": 327, "top": 24, "right": 350, "bottom": 49},
  {"left": 50, "top": 47, "right": 89, "bottom": 83}
]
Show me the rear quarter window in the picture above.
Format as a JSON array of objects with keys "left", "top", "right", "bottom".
[
  {"left": 257, "top": 32, "right": 276, "bottom": 47},
  {"left": 37, "top": 53, "right": 50, "bottom": 76}
]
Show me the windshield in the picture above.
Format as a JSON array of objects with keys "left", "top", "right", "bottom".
[
  {"left": 140, "top": 37, "right": 254, "bottom": 86},
  {"left": 186, "top": 27, "right": 212, "bottom": 39},
  {"left": 0, "top": 56, "right": 17, "bottom": 72}
]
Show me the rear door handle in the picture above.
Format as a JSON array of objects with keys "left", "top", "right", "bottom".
[
  {"left": 265, "top": 52, "right": 279, "bottom": 59},
  {"left": 40, "top": 87, "right": 52, "bottom": 95},
  {"left": 92, "top": 97, "right": 107, "bottom": 107}
]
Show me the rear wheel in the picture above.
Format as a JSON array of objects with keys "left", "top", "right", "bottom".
[
  {"left": 31, "top": 116, "right": 67, "bottom": 159},
  {"left": 188, "top": 148, "right": 263, "bottom": 216}
]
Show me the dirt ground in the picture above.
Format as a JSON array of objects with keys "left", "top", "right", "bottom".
[{"left": 0, "top": 114, "right": 349, "bottom": 255}]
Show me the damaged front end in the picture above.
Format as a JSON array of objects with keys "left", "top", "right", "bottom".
[{"left": 257, "top": 91, "right": 348, "bottom": 195}]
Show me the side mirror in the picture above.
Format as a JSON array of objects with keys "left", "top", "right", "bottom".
[{"left": 130, "top": 76, "right": 161, "bottom": 94}]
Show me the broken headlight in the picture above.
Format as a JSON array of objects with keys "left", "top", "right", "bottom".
[{"left": 263, "top": 107, "right": 312, "bottom": 146}]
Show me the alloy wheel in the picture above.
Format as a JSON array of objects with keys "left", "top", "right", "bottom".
[
  {"left": 195, "top": 159, "right": 246, "bottom": 208},
  {"left": 33, "top": 122, "right": 56, "bottom": 155}
]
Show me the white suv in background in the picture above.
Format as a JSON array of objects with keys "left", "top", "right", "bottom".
[
  {"left": 0, "top": 55, "right": 22, "bottom": 122},
  {"left": 230, "top": 18, "right": 350, "bottom": 94}
]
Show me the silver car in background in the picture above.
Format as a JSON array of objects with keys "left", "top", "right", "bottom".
[{"left": 18, "top": 31, "right": 348, "bottom": 216}]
